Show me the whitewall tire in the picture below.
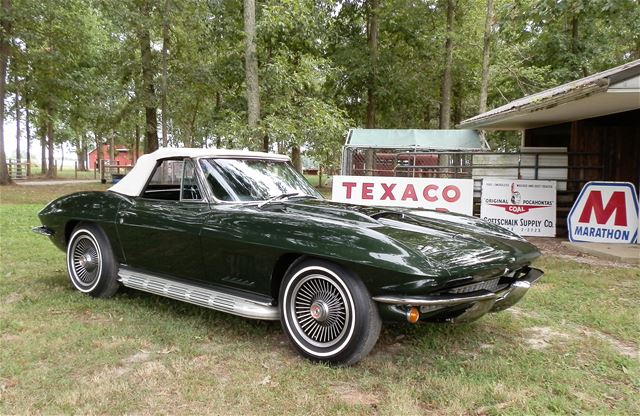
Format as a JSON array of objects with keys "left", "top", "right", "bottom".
[
  {"left": 279, "top": 259, "right": 381, "bottom": 365},
  {"left": 66, "top": 223, "right": 120, "bottom": 298}
]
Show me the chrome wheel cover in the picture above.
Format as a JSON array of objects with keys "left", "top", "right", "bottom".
[
  {"left": 68, "top": 232, "right": 102, "bottom": 291},
  {"left": 289, "top": 274, "right": 350, "bottom": 348}
]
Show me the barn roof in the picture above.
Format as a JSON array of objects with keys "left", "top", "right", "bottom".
[
  {"left": 459, "top": 59, "right": 640, "bottom": 130},
  {"left": 345, "top": 129, "right": 485, "bottom": 150}
]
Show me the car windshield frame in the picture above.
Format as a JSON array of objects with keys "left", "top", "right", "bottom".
[{"left": 197, "top": 157, "right": 323, "bottom": 204}]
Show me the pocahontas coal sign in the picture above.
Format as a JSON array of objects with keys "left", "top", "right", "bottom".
[{"left": 480, "top": 179, "right": 557, "bottom": 237}]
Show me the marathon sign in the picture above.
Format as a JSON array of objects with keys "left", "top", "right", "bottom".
[
  {"left": 568, "top": 182, "right": 639, "bottom": 244},
  {"left": 331, "top": 176, "right": 474, "bottom": 215},
  {"left": 480, "top": 179, "right": 557, "bottom": 237}
]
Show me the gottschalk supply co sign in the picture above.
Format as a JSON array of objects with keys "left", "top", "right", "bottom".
[
  {"left": 568, "top": 182, "right": 639, "bottom": 244},
  {"left": 480, "top": 179, "right": 557, "bottom": 237},
  {"left": 331, "top": 176, "right": 474, "bottom": 215}
]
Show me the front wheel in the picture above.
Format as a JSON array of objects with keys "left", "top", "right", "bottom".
[
  {"left": 66, "top": 223, "right": 120, "bottom": 298},
  {"left": 279, "top": 259, "right": 381, "bottom": 365}
]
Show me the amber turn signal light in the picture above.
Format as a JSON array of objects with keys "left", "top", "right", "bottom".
[{"left": 406, "top": 307, "right": 420, "bottom": 324}]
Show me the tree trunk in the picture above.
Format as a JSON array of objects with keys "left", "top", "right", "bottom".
[
  {"left": 76, "top": 136, "right": 85, "bottom": 171},
  {"left": 215, "top": 91, "right": 222, "bottom": 110},
  {"left": 76, "top": 135, "right": 86, "bottom": 171},
  {"left": 15, "top": 86, "right": 21, "bottom": 177},
  {"left": 0, "top": 0, "right": 12, "bottom": 185},
  {"left": 366, "top": 0, "right": 379, "bottom": 129},
  {"left": 134, "top": 124, "right": 140, "bottom": 163},
  {"left": 439, "top": 0, "right": 455, "bottom": 130},
  {"left": 452, "top": 79, "right": 463, "bottom": 127},
  {"left": 243, "top": 0, "right": 262, "bottom": 150},
  {"left": 188, "top": 98, "right": 200, "bottom": 147},
  {"left": 95, "top": 131, "right": 102, "bottom": 172},
  {"left": 291, "top": 145, "right": 302, "bottom": 173},
  {"left": 570, "top": 14, "right": 588, "bottom": 77},
  {"left": 26, "top": 101, "right": 31, "bottom": 176},
  {"left": 423, "top": 102, "right": 431, "bottom": 128},
  {"left": 109, "top": 134, "right": 115, "bottom": 161},
  {"left": 161, "top": 0, "right": 170, "bottom": 147},
  {"left": 139, "top": 2, "right": 158, "bottom": 153},
  {"left": 40, "top": 124, "right": 46, "bottom": 174},
  {"left": 46, "top": 107, "right": 55, "bottom": 178},
  {"left": 479, "top": 0, "right": 493, "bottom": 114}
]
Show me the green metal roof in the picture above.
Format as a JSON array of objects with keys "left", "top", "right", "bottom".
[{"left": 345, "top": 129, "right": 484, "bottom": 149}]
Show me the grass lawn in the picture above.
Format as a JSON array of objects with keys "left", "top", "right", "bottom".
[
  {"left": 21, "top": 167, "right": 98, "bottom": 181},
  {"left": 1, "top": 184, "right": 638, "bottom": 414}
]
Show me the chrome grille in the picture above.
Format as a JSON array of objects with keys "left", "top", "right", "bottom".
[{"left": 448, "top": 278, "right": 500, "bottom": 294}]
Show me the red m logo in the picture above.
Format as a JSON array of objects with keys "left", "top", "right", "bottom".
[{"left": 577, "top": 190, "right": 627, "bottom": 226}]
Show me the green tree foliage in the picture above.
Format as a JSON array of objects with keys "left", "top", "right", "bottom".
[{"left": 1, "top": 0, "right": 638, "bottom": 182}]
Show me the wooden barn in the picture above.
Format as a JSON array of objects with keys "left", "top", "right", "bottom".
[
  {"left": 460, "top": 59, "right": 640, "bottom": 195},
  {"left": 88, "top": 144, "right": 140, "bottom": 169}
]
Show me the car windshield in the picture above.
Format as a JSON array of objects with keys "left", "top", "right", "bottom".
[{"left": 199, "top": 158, "right": 322, "bottom": 202}]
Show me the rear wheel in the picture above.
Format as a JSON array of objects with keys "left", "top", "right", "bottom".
[
  {"left": 279, "top": 259, "right": 381, "bottom": 365},
  {"left": 66, "top": 223, "right": 120, "bottom": 298}
]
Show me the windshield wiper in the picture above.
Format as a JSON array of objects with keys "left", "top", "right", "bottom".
[
  {"left": 257, "top": 192, "right": 300, "bottom": 208},
  {"left": 287, "top": 195, "right": 317, "bottom": 200}
]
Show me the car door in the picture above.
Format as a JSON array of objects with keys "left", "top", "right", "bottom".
[
  {"left": 117, "top": 158, "right": 210, "bottom": 281},
  {"left": 200, "top": 203, "right": 281, "bottom": 296}
]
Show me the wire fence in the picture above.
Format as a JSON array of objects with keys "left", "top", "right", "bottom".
[{"left": 341, "top": 148, "right": 602, "bottom": 193}]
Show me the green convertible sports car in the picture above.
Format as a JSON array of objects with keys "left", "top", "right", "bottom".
[{"left": 34, "top": 148, "right": 543, "bottom": 365}]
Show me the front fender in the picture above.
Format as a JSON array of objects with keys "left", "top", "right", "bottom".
[{"left": 37, "top": 191, "right": 124, "bottom": 256}]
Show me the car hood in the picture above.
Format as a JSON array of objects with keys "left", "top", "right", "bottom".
[{"left": 279, "top": 198, "right": 540, "bottom": 277}]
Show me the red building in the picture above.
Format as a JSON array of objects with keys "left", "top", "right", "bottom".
[{"left": 88, "top": 144, "right": 139, "bottom": 169}]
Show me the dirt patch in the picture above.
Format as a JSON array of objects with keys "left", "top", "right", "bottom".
[
  {"left": 79, "top": 310, "right": 114, "bottom": 324},
  {"left": 89, "top": 364, "right": 130, "bottom": 383},
  {"left": 121, "top": 351, "right": 152, "bottom": 364},
  {"left": 121, "top": 347, "right": 180, "bottom": 365},
  {"left": 331, "top": 382, "right": 381, "bottom": 406},
  {"left": 0, "top": 333, "right": 22, "bottom": 343},
  {"left": 0, "top": 378, "right": 18, "bottom": 394},
  {"left": 522, "top": 326, "right": 571, "bottom": 350},
  {"left": 528, "top": 237, "right": 636, "bottom": 268},
  {"left": 371, "top": 331, "right": 407, "bottom": 358},
  {"left": 577, "top": 327, "right": 638, "bottom": 359},
  {"left": 2, "top": 293, "right": 23, "bottom": 304},
  {"left": 257, "top": 374, "right": 279, "bottom": 387},
  {"left": 507, "top": 306, "right": 542, "bottom": 320},
  {"left": 509, "top": 308, "right": 638, "bottom": 358},
  {"left": 133, "top": 361, "right": 171, "bottom": 379}
]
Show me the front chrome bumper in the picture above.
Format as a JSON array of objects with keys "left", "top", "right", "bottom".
[
  {"left": 373, "top": 267, "right": 544, "bottom": 323},
  {"left": 32, "top": 225, "right": 55, "bottom": 236}
]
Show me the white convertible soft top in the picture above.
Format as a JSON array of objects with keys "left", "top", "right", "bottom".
[{"left": 108, "top": 147, "right": 290, "bottom": 197}]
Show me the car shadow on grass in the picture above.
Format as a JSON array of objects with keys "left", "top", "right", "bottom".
[{"left": 98, "top": 284, "right": 506, "bottom": 366}]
